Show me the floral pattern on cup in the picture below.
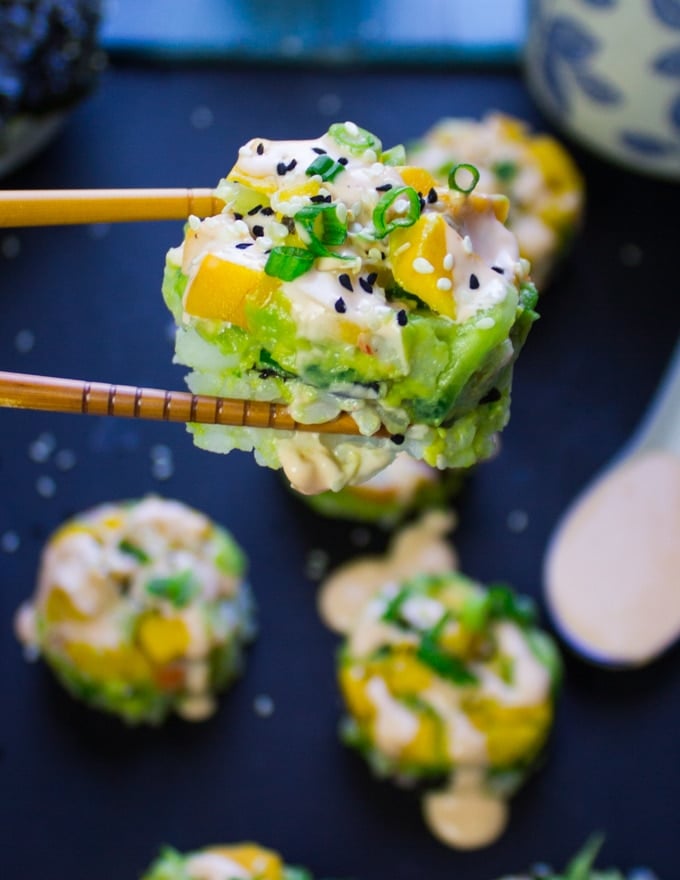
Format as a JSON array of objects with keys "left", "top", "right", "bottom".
[{"left": 525, "top": 0, "right": 680, "bottom": 179}]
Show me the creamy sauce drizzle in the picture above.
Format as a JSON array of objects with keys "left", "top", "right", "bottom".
[
  {"left": 545, "top": 449, "right": 680, "bottom": 665},
  {"left": 317, "top": 510, "right": 457, "bottom": 633},
  {"left": 422, "top": 768, "right": 508, "bottom": 850}
]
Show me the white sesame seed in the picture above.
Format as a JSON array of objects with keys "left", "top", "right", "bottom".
[
  {"left": 1, "top": 234, "right": 21, "bottom": 258},
  {"left": 462, "top": 235, "right": 473, "bottom": 254},
  {"left": 35, "top": 475, "right": 56, "bottom": 498},
  {"left": 364, "top": 149, "right": 378, "bottom": 163},
  {"left": 507, "top": 509, "right": 529, "bottom": 533},
  {"left": 253, "top": 694, "right": 275, "bottom": 717},
  {"left": 234, "top": 220, "right": 249, "bottom": 234},
  {"left": 335, "top": 203, "right": 347, "bottom": 223},
  {"left": 318, "top": 93, "right": 342, "bottom": 116},
  {"left": 189, "top": 105, "right": 214, "bottom": 130},
  {"left": 413, "top": 257, "right": 434, "bottom": 274},
  {"left": 443, "top": 253, "right": 454, "bottom": 270},
  {"left": 54, "top": 449, "right": 77, "bottom": 471},
  {"left": 436, "top": 277, "right": 452, "bottom": 291},
  {"left": 345, "top": 121, "right": 359, "bottom": 137},
  {"left": 475, "top": 316, "right": 496, "bottom": 330},
  {"left": 393, "top": 198, "right": 409, "bottom": 214},
  {"left": 256, "top": 236, "right": 273, "bottom": 250},
  {"left": 29, "top": 433, "right": 56, "bottom": 463},
  {"left": 187, "top": 214, "right": 201, "bottom": 231},
  {"left": 15, "top": 329, "right": 35, "bottom": 353},
  {"left": 1, "top": 530, "right": 20, "bottom": 553},
  {"left": 368, "top": 248, "right": 383, "bottom": 262}
]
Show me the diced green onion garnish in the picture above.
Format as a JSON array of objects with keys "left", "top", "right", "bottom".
[
  {"left": 305, "top": 154, "right": 345, "bottom": 182},
  {"left": 562, "top": 834, "right": 605, "bottom": 880},
  {"left": 448, "top": 163, "right": 481, "bottom": 194},
  {"left": 416, "top": 635, "right": 478, "bottom": 685},
  {"left": 372, "top": 185, "right": 421, "bottom": 239},
  {"left": 487, "top": 582, "right": 537, "bottom": 627},
  {"left": 145, "top": 569, "right": 198, "bottom": 608},
  {"left": 118, "top": 539, "right": 150, "bottom": 564},
  {"left": 265, "top": 246, "right": 315, "bottom": 281},
  {"left": 328, "top": 122, "right": 382, "bottom": 156},
  {"left": 519, "top": 280, "right": 539, "bottom": 313},
  {"left": 380, "top": 144, "right": 406, "bottom": 166},
  {"left": 381, "top": 587, "right": 411, "bottom": 626},
  {"left": 294, "top": 204, "right": 348, "bottom": 257},
  {"left": 491, "top": 159, "right": 518, "bottom": 183},
  {"left": 459, "top": 591, "right": 491, "bottom": 632}
]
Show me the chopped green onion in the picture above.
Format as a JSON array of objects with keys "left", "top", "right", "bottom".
[
  {"left": 487, "top": 582, "right": 537, "bottom": 627},
  {"left": 145, "top": 569, "right": 198, "bottom": 608},
  {"left": 519, "top": 280, "right": 539, "bottom": 313},
  {"left": 448, "top": 163, "right": 481, "bottom": 194},
  {"left": 491, "top": 159, "right": 518, "bottom": 183},
  {"left": 459, "top": 591, "right": 491, "bottom": 632},
  {"left": 328, "top": 122, "right": 382, "bottom": 156},
  {"left": 372, "top": 185, "right": 421, "bottom": 239},
  {"left": 265, "top": 246, "right": 315, "bottom": 281},
  {"left": 381, "top": 587, "right": 411, "bottom": 626},
  {"left": 294, "top": 204, "right": 347, "bottom": 257},
  {"left": 118, "top": 539, "right": 150, "bottom": 564},
  {"left": 416, "top": 635, "right": 478, "bottom": 685},
  {"left": 562, "top": 834, "right": 606, "bottom": 880},
  {"left": 305, "top": 154, "right": 345, "bottom": 182},
  {"left": 381, "top": 144, "right": 406, "bottom": 166}
]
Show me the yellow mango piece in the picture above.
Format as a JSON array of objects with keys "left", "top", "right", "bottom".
[
  {"left": 184, "top": 254, "right": 271, "bottom": 327},
  {"left": 372, "top": 649, "right": 433, "bottom": 696},
  {"left": 390, "top": 214, "right": 456, "bottom": 318},
  {"left": 462, "top": 697, "right": 553, "bottom": 767},
  {"left": 64, "top": 642, "right": 152, "bottom": 684},
  {"left": 44, "top": 587, "right": 88, "bottom": 623},
  {"left": 137, "top": 615, "right": 190, "bottom": 665},
  {"left": 276, "top": 179, "right": 321, "bottom": 202},
  {"left": 50, "top": 523, "right": 91, "bottom": 544},
  {"left": 495, "top": 113, "right": 528, "bottom": 142},
  {"left": 399, "top": 166, "right": 438, "bottom": 196},
  {"left": 399, "top": 712, "right": 444, "bottom": 767},
  {"left": 227, "top": 169, "right": 278, "bottom": 196},
  {"left": 211, "top": 844, "right": 283, "bottom": 880},
  {"left": 527, "top": 136, "right": 582, "bottom": 194},
  {"left": 338, "top": 666, "right": 374, "bottom": 720}
]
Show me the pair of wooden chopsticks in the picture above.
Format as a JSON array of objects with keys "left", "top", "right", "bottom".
[{"left": 0, "top": 189, "right": 384, "bottom": 438}]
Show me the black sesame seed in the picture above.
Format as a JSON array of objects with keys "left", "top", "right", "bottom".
[
  {"left": 260, "top": 369, "right": 274, "bottom": 378},
  {"left": 397, "top": 309, "right": 408, "bottom": 326},
  {"left": 470, "top": 273, "right": 480, "bottom": 290},
  {"left": 359, "top": 277, "right": 374, "bottom": 294},
  {"left": 339, "top": 274, "right": 353, "bottom": 292},
  {"left": 235, "top": 242, "right": 253, "bottom": 249},
  {"left": 334, "top": 297, "right": 347, "bottom": 313},
  {"left": 367, "top": 381, "right": 380, "bottom": 393},
  {"left": 260, "top": 206, "right": 274, "bottom": 216},
  {"left": 338, "top": 156, "right": 349, "bottom": 166},
  {"left": 247, "top": 204, "right": 262, "bottom": 215},
  {"left": 252, "top": 225, "right": 265, "bottom": 238},
  {"left": 480, "top": 387, "right": 502, "bottom": 404},
  {"left": 491, "top": 265, "right": 504, "bottom": 274},
  {"left": 256, "top": 142, "right": 264, "bottom": 155},
  {"left": 233, "top": 213, "right": 243, "bottom": 221},
  {"left": 286, "top": 158, "right": 298, "bottom": 172},
  {"left": 282, "top": 217, "right": 296, "bottom": 233},
  {"left": 418, "top": 195, "right": 426, "bottom": 211},
  {"left": 376, "top": 183, "right": 393, "bottom": 192},
  {"left": 310, "top": 194, "right": 331, "bottom": 204},
  {"left": 312, "top": 147, "right": 327, "bottom": 155},
  {"left": 276, "top": 161, "right": 288, "bottom": 175},
  {"left": 427, "top": 187, "right": 438, "bottom": 204},
  {"left": 390, "top": 433, "right": 405, "bottom": 445},
  {"left": 367, "top": 272, "right": 378, "bottom": 285}
]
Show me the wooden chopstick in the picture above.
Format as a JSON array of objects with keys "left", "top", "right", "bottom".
[
  {"left": 0, "top": 371, "right": 388, "bottom": 438},
  {"left": 0, "top": 188, "right": 225, "bottom": 227}
]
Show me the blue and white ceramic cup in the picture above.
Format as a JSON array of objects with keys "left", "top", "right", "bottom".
[{"left": 525, "top": 0, "right": 680, "bottom": 179}]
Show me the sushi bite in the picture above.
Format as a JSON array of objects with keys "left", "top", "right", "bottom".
[
  {"left": 337, "top": 571, "right": 561, "bottom": 848},
  {"left": 496, "top": 834, "right": 659, "bottom": 880},
  {"left": 162, "top": 122, "right": 539, "bottom": 495},
  {"left": 408, "top": 113, "right": 584, "bottom": 288},
  {"left": 15, "top": 496, "right": 254, "bottom": 725},
  {"left": 141, "top": 843, "right": 312, "bottom": 880},
  {"left": 298, "top": 453, "right": 463, "bottom": 528}
]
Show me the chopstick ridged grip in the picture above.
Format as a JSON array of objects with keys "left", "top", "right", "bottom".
[
  {"left": 0, "top": 371, "right": 381, "bottom": 437},
  {"left": 0, "top": 188, "right": 225, "bottom": 226}
]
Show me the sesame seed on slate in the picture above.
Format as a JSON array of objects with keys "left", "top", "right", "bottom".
[
  {"left": 367, "top": 272, "right": 378, "bottom": 285},
  {"left": 247, "top": 204, "right": 262, "bottom": 215},
  {"left": 427, "top": 188, "right": 438, "bottom": 204},
  {"left": 359, "top": 277, "right": 373, "bottom": 293},
  {"left": 335, "top": 297, "right": 347, "bottom": 313},
  {"left": 470, "top": 273, "right": 480, "bottom": 289},
  {"left": 492, "top": 265, "right": 504, "bottom": 274},
  {"left": 376, "top": 183, "right": 393, "bottom": 192},
  {"left": 397, "top": 309, "right": 408, "bottom": 326},
  {"left": 339, "top": 273, "right": 353, "bottom": 292},
  {"left": 235, "top": 242, "right": 253, "bottom": 249},
  {"left": 252, "top": 225, "right": 265, "bottom": 238},
  {"left": 390, "top": 433, "right": 405, "bottom": 445},
  {"left": 338, "top": 157, "right": 348, "bottom": 166},
  {"left": 256, "top": 142, "right": 264, "bottom": 155},
  {"left": 312, "top": 147, "right": 327, "bottom": 155}
]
